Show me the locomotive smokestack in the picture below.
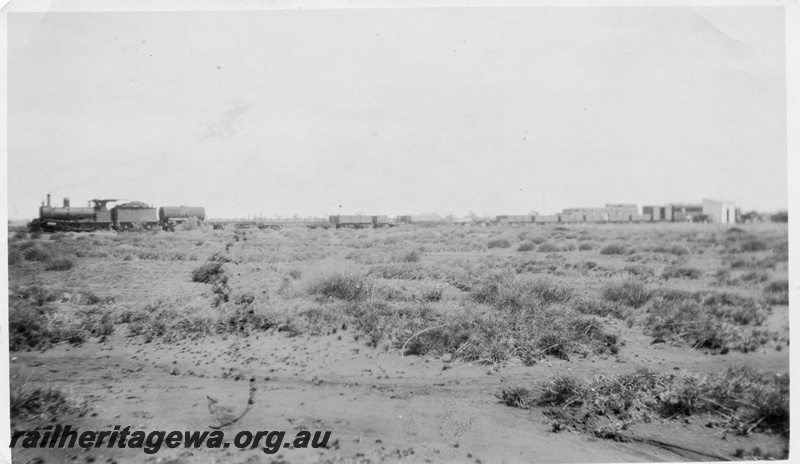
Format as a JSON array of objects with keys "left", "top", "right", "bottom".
[
  {"left": 47, "top": 194, "right": 50, "bottom": 207},
  {"left": 64, "top": 197, "right": 70, "bottom": 207}
]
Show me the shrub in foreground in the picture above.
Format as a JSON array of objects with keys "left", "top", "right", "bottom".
[
  {"left": 497, "top": 387, "right": 535, "bottom": 409},
  {"left": 306, "top": 271, "right": 367, "bottom": 302},
  {"left": 645, "top": 290, "right": 773, "bottom": 352},
  {"left": 9, "top": 301, "right": 114, "bottom": 351},
  {"left": 601, "top": 279, "right": 651, "bottom": 308},
  {"left": 472, "top": 274, "right": 575, "bottom": 309},
  {"left": 525, "top": 365, "right": 788, "bottom": 440},
  {"left": 11, "top": 384, "right": 90, "bottom": 421},
  {"left": 571, "top": 298, "right": 626, "bottom": 319},
  {"left": 399, "top": 303, "right": 618, "bottom": 363}
]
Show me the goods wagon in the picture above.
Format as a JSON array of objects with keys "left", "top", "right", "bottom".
[
  {"left": 496, "top": 215, "right": 533, "bottom": 224},
  {"left": 372, "top": 215, "right": 391, "bottom": 227},
  {"left": 397, "top": 215, "right": 450, "bottom": 225},
  {"left": 159, "top": 207, "right": 206, "bottom": 223},
  {"left": 535, "top": 215, "right": 559, "bottom": 224},
  {"left": 559, "top": 213, "right": 584, "bottom": 223},
  {"left": 257, "top": 221, "right": 331, "bottom": 230},
  {"left": 584, "top": 213, "right": 609, "bottom": 223},
  {"left": 158, "top": 206, "right": 207, "bottom": 231},
  {"left": 608, "top": 213, "right": 632, "bottom": 222},
  {"left": 329, "top": 215, "right": 374, "bottom": 228}
]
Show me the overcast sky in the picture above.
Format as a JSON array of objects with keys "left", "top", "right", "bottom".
[{"left": 6, "top": 6, "right": 788, "bottom": 220}]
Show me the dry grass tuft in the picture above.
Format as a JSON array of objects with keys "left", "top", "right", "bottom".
[{"left": 11, "top": 383, "right": 90, "bottom": 421}]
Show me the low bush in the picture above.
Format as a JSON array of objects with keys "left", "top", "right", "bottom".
[
  {"left": 288, "top": 268, "right": 303, "bottom": 280},
  {"left": 8, "top": 248, "right": 23, "bottom": 266},
  {"left": 46, "top": 307, "right": 115, "bottom": 345},
  {"left": 399, "top": 303, "right": 618, "bottom": 363},
  {"left": 517, "top": 242, "right": 536, "bottom": 252},
  {"left": 488, "top": 238, "right": 512, "bottom": 249},
  {"left": 24, "top": 246, "right": 52, "bottom": 262},
  {"left": 191, "top": 262, "right": 225, "bottom": 284},
  {"left": 472, "top": 274, "right": 574, "bottom": 309},
  {"left": 125, "top": 300, "right": 218, "bottom": 342},
  {"left": 653, "top": 245, "right": 689, "bottom": 256},
  {"left": 9, "top": 304, "right": 52, "bottom": 351},
  {"left": 180, "top": 216, "right": 202, "bottom": 231},
  {"left": 571, "top": 298, "right": 626, "bottom": 319},
  {"left": 741, "top": 270, "right": 770, "bottom": 284},
  {"left": 741, "top": 239, "right": 768, "bottom": 252},
  {"left": 763, "top": 280, "right": 789, "bottom": 306},
  {"left": 191, "top": 253, "right": 231, "bottom": 306},
  {"left": 11, "top": 384, "right": 90, "bottom": 421},
  {"left": 397, "top": 249, "right": 422, "bottom": 262},
  {"left": 601, "top": 279, "right": 651, "bottom": 308},
  {"left": 138, "top": 251, "right": 161, "bottom": 260},
  {"left": 538, "top": 374, "right": 588, "bottom": 407},
  {"left": 714, "top": 269, "right": 738, "bottom": 286},
  {"left": 524, "top": 365, "right": 788, "bottom": 440},
  {"left": 342, "top": 274, "right": 616, "bottom": 363},
  {"left": 578, "top": 242, "right": 593, "bottom": 251},
  {"left": 9, "top": 301, "right": 114, "bottom": 350},
  {"left": 773, "top": 241, "right": 789, "bottom": 262},
  {"left": 660, "top": 266, "right": 701, "bottom": 280},
  {"left": 497, "top": 387, "right": 535, "bottom": 409},
  {"left": 537, "top": 242, "right": 560, "bottom": 253},
  {"left": 645, "top": 290, "right": 773, "bottom": 351},
  {"left": 45, "top": 258, "right": 74, "bottom": 271},
  {"left": 306, "top": 270, "right": 367, "bottom": 302},
  {"left": 622, "top": 264, "right": 652, "bottom": 277},
  {"left": 600, "top": 243, "right": 626, "bottom": 255}
]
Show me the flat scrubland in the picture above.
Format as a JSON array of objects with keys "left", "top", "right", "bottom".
[{"left": 7, "top": 222, "right": 790, "bottom": 463}]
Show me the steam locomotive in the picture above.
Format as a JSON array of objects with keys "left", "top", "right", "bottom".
[{"left": 28, "top": 194, "right": 206, "bottom": 232}]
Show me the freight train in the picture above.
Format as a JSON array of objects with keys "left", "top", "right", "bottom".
[
  {"left": 28, "top": 194, "right": 206, "bottom": 232},
  {"left": 28, "top": 194, "right": 709, "bottom": 234},
  {"left": 213, "top": 212, "right": 655, "bottom": 230}
]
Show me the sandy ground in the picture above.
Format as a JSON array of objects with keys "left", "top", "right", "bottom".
[
  {"left": 8, "top": 225, "right": 790, "bottom": 463},
  {"left": 10, "top": 317, "right": 788, "bottom": 463}
]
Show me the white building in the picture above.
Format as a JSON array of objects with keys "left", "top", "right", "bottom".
[{"left": 702, "top": 199, "right": 737, "bottom": 224}]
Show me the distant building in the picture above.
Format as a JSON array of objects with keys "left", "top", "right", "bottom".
[
  {"left": 669, "top": 203, "right": 704, "bottom": 222},
  {"left": 560, "top": 204, "right": 638, "bottom": 222},
  {"left": 642, "top": 203, "right": 703, "bottom": 222},
  {"left": 703, "top": 199, "right": 737, "bottom": 224}
]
